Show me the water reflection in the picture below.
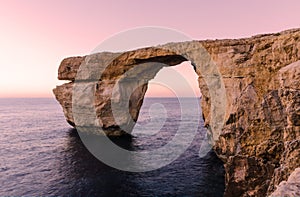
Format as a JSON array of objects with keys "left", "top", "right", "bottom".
[{"left": 55, "top": 128, "right": 225, "bottom": 196}]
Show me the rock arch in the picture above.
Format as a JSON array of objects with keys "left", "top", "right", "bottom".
[
  {"left": 70, "top": 43, "right": 225, "bottom": 141},
  {"left": 54, "top": 43, "right": 227, "bottom": 140},
  {"left": 53, "top": 29, "right": 300, "bottom": 196}
]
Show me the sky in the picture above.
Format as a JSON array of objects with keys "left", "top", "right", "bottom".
[{"left": 0, "top": 0, "right": 299, "bottom": 98}]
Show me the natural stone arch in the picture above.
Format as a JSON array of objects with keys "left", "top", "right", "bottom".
[
  {"left": 53, "top": 29, "right": 300, "bottom": 196},
  {"left": 68, "top": 42, "right": 226, "bottom": 147},
  {"left": 61, "top": 42, "right": 227, "bottom": 173}
]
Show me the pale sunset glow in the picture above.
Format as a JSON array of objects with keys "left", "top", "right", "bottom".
[
  {"left": 145, "top": 62, "right": 201, "bottom": 98},
  {"left": 0, "top": 0, "right": 299, "bottom": 97}
]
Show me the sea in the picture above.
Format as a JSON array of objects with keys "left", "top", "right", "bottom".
[{"left": 0, "top": 98, "right": 225, "bottom": 196}]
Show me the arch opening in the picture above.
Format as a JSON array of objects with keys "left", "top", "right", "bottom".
[
  {"left": 131, "top": 61, "right": 202, "bottom": 143},
  {"left": 144, "top": 61, "right": 202, "bottom": 98}
]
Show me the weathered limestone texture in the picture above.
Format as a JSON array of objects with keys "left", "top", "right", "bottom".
[
  {"left": 270, "top": 167, "right": 300, "bottom": 197},
  {"left": 53, "top": 29, "right": 300, "bottom": 196}
]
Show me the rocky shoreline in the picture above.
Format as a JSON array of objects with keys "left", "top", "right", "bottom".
[{"left": 53, "top": 29, "right": 300, "bottom": 196}]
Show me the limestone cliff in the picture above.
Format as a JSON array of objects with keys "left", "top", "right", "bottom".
[
  {"left": 53, "top": 29, "right": 300, "bottom": 196},
  {"left": 270, "top": 167, "right": 300, "bottom": 197}
]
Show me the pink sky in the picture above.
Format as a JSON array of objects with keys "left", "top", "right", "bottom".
[{"left": 0, "top": 0, "right": 299, "bottom": 98}]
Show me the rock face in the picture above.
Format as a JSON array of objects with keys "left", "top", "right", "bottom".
[
  {"left": 270, "top": 167, "right": 300, "bottom": 197},
  {"left": 53, "top": 29, "right": 300, "bottom": 196}
]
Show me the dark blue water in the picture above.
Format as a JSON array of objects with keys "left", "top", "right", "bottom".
[{"left": 0, "top": 98, "right": 224, "bottom": 196}]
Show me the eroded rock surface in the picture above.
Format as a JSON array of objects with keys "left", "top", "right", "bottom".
[
  {"left": 53, "top": 29, "right": 300, "bottom": 196},
  {"left": 270, "top": 167, "right": 300, "bottom": 197}
]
